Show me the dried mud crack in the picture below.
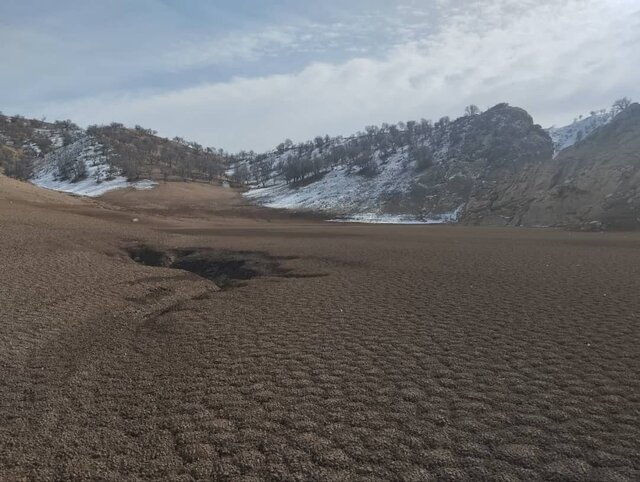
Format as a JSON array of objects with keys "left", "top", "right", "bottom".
[
  {"left": 126, "top": 245, "right": 325, "bottom": 289},
  {"left": 3, "top": 178, "right": 640, "bottom": 481}
]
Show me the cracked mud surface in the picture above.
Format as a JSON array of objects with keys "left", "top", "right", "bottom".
[{"left": 1, "top": 178, "right": 639, "bottom": 480}]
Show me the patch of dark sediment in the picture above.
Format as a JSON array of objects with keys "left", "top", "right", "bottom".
[{"left": 126, "top": 245, "right": 325, "bottom": 289}]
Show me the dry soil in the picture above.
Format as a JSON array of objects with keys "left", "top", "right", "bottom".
[{"left": 1, "top": 177, "right": 639, "bottom": 480}]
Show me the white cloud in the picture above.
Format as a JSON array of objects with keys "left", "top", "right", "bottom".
[
  {"left": 159, "top": 10, "right": 426, "bottom": 71},
  {"left": 31, "top": 0, "right": 640, "bottom": 151},
  {"left": 163, "top": 26, "right": 303, "bottom": 69}
]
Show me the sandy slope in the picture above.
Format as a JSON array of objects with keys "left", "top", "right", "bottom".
[
  {"left": 1, "top": 176, "right": 639, "bottom": 480},
  {"left": 0, "top": 173, "right": 84, "bottom": 205}
]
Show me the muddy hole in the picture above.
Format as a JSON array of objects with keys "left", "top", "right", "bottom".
[{"left": 127, "top": 245, "right": 323, "bottom": 289}]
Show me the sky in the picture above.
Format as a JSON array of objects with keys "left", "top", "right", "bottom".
[{"left": 2, "top": 0, "right": 639, "bottom": 152}]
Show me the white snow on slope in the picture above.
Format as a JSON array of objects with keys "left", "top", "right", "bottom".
[
  {"left": 330, "top": 206, "right": 463, "bottom": 224},
  {"left": 31, "top": 136, "right": 156, "bottom": 197},
  {"left": 245, "top": 151, "right": 415, "bottom": 214},
  {"left": 547, "top": 110, "right": 612, "bottom": 154},
  {"left": 244, "top": 150, "right": 461, "bottom": 223},
  {"left": 34, "top": 127, "right": 73, "bottom": 149},
  {"left": 33, "top": 164, "right": 155, "bottom": 197}
]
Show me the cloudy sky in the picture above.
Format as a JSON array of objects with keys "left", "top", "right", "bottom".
[{"left": 2, "top": 0, "right": 639, "bottom": 151}]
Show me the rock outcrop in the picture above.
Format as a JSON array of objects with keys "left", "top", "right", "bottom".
[
  {"left": 410, "top": 103, "right": 553, "bottom": 223},
  {"left": 519, "top": 104, "right": 640, "bottom": 230},
  {"left": 461, "top": 104, "right": 640, "bottom": 230}
]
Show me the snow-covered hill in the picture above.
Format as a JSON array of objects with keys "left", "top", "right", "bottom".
[
  {"left": 247, "top": 149, "right": 412, "bottom": 215},
  {"left": 245, "top": 151, "right": 465, "bottom": 223},
  {"left": 0, "top": 115, "right": 157, "bottom": 196},
  {"left": 31, "top": 137, "right": 155, "bottom": 197}
]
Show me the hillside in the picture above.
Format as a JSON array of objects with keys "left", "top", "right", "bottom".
[
  {"left": 242, "top": 103, "right": 553, "bottom": 222},
  {"left": 0, "top": 170, "right": 85, "bottom": 206},
  {"left": 238, "top": 100, "right": 638, "bottom": 229},
  {"left": 0, "top": 114, "right": 227, "bottom": 196},
  {"left": 0, "top": 115, "right": 83, "bottom": 179}
]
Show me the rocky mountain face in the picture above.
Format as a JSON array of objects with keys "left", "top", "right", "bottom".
[
  {"left": 403, "top": 104, "right": 553, "bottom": 221},
  {"left": 519, "top": 104, "right": 640, "bottom": 230},
  {"left": 455, "top": 104, "right": 640, "bottom": 230}
]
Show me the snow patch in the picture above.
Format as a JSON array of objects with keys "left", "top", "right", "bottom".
[
  {"left": 330, "top": 205, "right": 463, "bottom": 224},
  {"left": 32, "top": 163, "right": 155, "bottom": 197},
  {"left": 547, "top": 110, "right": 612, "bottom": 155},
  {"left": 245, "top": 152, "right": 416, "bottom": 214},
  {"left": 30, "top": 136, "right": 156, "bottom": 197}
]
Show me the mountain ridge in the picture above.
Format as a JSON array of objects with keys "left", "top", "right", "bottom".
[{"left": 1, "top": 100, "right": 637, "bottom": 229}]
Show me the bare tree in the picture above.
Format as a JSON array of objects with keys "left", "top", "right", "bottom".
[
  {"left": 464, "top": 104, "right": 481, "bottom": 116},
  {"left": 611, "top": 97, "right": 632, "bottom": 115},
  {"left": 257, "top": 158, "right": 274, "bottom": 186},
  {"left": 435, "top": 116, "right": 450, "bottom": 129},
  {"left": 410, "top": 145, "right": 434, "bottom": 171},
  {"left": 232, "top": 164, "right": 250, "bottom": 184},
  {"left": 250, "top": 157, "right": 274, "bottom": 186}
]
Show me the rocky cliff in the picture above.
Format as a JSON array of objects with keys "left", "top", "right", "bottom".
[
  {"left": 408, "top": 104, "right": 553, "bottom": 222},
  {"left": 520, "top": 104, "right": 640, "bottom": 230},
  {"left": 461, "top": 104, "right": 640, "bottom": 230}
]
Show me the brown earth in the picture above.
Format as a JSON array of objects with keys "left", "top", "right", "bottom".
[{"left": 1, "top": 177, "right": 639, "bottom": 481}]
